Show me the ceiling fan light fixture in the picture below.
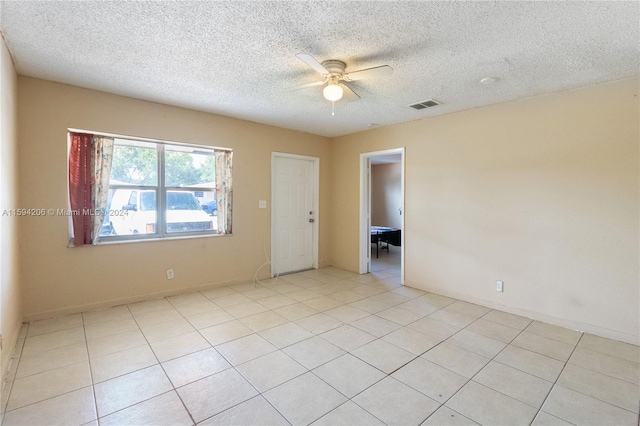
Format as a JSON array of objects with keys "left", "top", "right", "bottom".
[{"left": 323, "top": 83, "right": 343, "bottom": 101}]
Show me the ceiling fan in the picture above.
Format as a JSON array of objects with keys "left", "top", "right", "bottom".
[{"left": 294, "top": 53, "right": 393, "bottom": 102}]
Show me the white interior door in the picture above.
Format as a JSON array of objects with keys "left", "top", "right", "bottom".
[{"left": 272, "top": 154, "right": 318, "bottom": 275}]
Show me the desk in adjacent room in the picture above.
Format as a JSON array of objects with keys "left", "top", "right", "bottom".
[{"left": 370, "top": 226, "right": 401, "bottom": 258}]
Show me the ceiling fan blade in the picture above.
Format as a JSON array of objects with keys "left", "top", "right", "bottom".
[
  {"left": 296, "top": 53, "right": 329, "bottom": 75},
  {"left": 345, "top": 65, "right": 393, "bottom": 81},
  {"left": 340, "top": 83, "right": 360, "bottom": 102},
  {"left": 291, "top": 80, "right": 326, "bottom": 91}
]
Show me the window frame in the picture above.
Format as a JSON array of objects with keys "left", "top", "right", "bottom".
[{"left": 87, "top": 133, "right": 228, "bottom": 243}]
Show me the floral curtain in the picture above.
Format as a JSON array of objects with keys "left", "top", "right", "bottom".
[
  {"left": 215, "top": 150, "right": 233, "bottom": 234},
  {"left": 68, "top": 132, "right": 93, "bottom": 247},
  {"left": 91, "top": 135, "right": 114, "bottom": 244}
]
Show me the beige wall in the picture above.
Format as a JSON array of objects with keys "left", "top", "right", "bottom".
[
  {"left": 18, "top": 77, "right": 331, "bottom": 319},
  {"left": 331, "top": 78, "right": 639, "bottom": 344},
  {"left": 0, "top": 38, "right": 22, "bottom": 377},
  {"left": 371, "top": 163, "right": 402, "bottom": 229}
]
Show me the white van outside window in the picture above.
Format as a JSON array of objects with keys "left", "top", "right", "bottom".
[{"left": 109, "top": 189, "right": 214, "bottom": 235}]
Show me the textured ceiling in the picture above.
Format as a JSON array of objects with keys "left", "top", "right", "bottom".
[{"left": 1, "top": 1, "right": 638, "bottom": 137}]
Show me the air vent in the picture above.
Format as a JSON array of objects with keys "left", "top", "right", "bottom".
[{"left": 409, "top": 99, "right": 441, "bottom": 110}]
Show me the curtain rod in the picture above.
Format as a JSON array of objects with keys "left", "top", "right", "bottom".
[{"left": 67, "top": 128, "right": 232, "bottom": 151}]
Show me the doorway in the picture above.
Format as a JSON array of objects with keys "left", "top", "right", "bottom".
[
  {"left": 271, "top": 152, "right": 319, "bottom": 276},
  {"left": 359, "top": 148, "right": 405, "bottom": 283}
]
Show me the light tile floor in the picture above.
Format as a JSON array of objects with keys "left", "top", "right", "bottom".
[{"left": 1, "top": 257, "right": 639, "bottom": 425}]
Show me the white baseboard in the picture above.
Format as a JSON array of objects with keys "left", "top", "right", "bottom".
[
  {"left": 23, "top": 277, "right": 258, "bottom": 322},
  {"left": 2, "top": 315, "right": 24, "bottom": 403},
  {"left": 405, "top": 280, "right": 639, "bottom": 346}
]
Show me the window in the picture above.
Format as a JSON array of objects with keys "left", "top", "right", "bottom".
[{"left": 68, "top": 131, "right": 232, "bottom": 246}]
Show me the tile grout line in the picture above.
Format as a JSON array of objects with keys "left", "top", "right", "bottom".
[
  {"left": 529, "top": 332, "right": 585, "bottom": 425},
  {"left": 196, "top": 357, "right": 295, "bottom": 426},
  {"left": 134, "top": 301, "right": 203, "bottom": 425},
  {"left": 417, "top": 308, "right": 535, "bottom": 424},
  {"left": 0, "top": 322, "right": 29, "bottom": 422},
  {"left": 532, "top": 333, "right": 640, "bottom": 420},
  {"left": 563, "top": 345, "right": 640, "bottom": 385},
  {"left": 80, "top": 312, "right": 100, "bottom": 425}
]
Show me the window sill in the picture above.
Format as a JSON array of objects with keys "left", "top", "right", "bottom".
[{"left": 93, "top": 232, "right": 231, "bottom": 246}]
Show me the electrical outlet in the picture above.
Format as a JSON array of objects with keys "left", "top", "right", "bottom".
[
  {"left": 496, "top": 280, "right": 503, "bottom": 292},
  {"left": 259, "top": 200, "right": 267, "bottom": 209},
  {"left": 166, "top": 269, "right": 175, "bottom": 280}
]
